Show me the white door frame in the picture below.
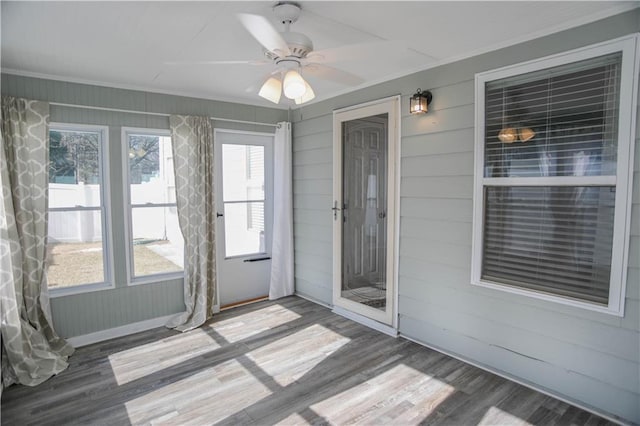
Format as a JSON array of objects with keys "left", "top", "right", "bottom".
[
  {"left": 332, "top": 96, "right": 401, "bottom": 328},
  {"left": 214, "top": 128, "right": 275, "bottom": 308}
]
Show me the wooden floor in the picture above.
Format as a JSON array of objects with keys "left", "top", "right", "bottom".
[{"left": 1, "top": 296, "right": 614, "bottom": 425}]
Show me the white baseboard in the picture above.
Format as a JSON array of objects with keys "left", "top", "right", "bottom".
[
  {"left": 294, "top": 292, "right": 332, "bottom": 309},
  {"left": 66, "top": 313, "right": 184, "bottom": 348},
  {"left": 332, "top": 306, "right": 398, "bottom": 337}
]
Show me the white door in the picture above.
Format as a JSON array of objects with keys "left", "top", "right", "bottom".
[
  {"left": 333, "top": 97, "right": 400, "bottom": 326},
  {"left": 215, "top": 129, "right": 274, "bottom": 307}
]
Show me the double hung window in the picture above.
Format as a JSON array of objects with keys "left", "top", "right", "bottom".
[
  {"left": 47, "top": 125, "right": 111, "bottom": 292},
  {"left": 123, "top": 128, "right": 184, "bottom": 282},
  {"left": 472, "top": 36, "right": 637, "bottom": 315}
]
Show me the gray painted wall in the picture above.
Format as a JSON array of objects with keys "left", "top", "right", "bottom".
[
  {"left": 1, "top": 74, "right": 287, "bottom": 338},
  {"left": 291, "top": 11, "right": 640, "bottom": 424},
  {"left": 2, "top": 9, "right": 638, "bottom": 423}
]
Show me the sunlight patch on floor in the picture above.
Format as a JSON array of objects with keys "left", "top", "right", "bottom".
[
  {"left": 247, "top": 324, "right": 351, "bottom": 387},
  {"left": 124, "top": 359, "right": 272, "bottom": 425},
  {"left": 479, "top": 406, "right": 533, "bottom": 425},
  {"left": 312, "top": 363, "right": 455, "bottom": 424},
  {"left": 208, "top": 305, "right": 301, "bottom": 343},
  {"left": 274, "top": 412, "right": 308, "bottom": 424},
  {"left": 108, "top": 328, "right": 221, "bottom": 385}
]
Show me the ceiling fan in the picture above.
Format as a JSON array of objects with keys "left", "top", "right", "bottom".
[
  {"left": 240, "top": 1, "right": 371, "bottom": 105},
  {"left": 169, "top": 2, "right": 398, "bottom": 105}
]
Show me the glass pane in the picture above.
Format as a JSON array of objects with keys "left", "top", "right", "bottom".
[
  {"left": 341, "top": 113, "right": 388, "bottom": 311},
  {"left": 224, "top": 202, "right": 265, "bottom": 257},
  {"left": 49, "top": 129, "right": 102, "bottom": 208},
  {"left": 222, "top": 144, "right": 264, "bottom": 202},
  {"left": 482, "top": 186, "right": 615, "bottom": 305},
  {"left": 128, "top": 135, "right": 176, "bottom": 205},
  {"left": 46, "top": 209, "right": 105, "bottom": 288},
  {"left": 131, "top": 206, "right": 183, "bottom": 276},
  {"left": 484, "top": 52, "right": 621, "bottom": 178}
]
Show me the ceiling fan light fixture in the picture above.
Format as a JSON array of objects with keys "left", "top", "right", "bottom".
[
  {"left": 258, "top": 76, "right": 282, "bottom": 104},
  {"left": 295, "top": 80, "right": 315, "bottom": 105},
  {"left": 283, "top": 69, "right": 307, "bottom": 99},
  {"left": 498, "top": 127, "right": 518, "bottom": 143},
  {"left": 518, "top": 127, "right": 536, "bottom": 142}
]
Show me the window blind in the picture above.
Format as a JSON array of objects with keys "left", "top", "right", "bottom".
[
  {"left": 479, "top": 52, "right": 623, "bottom": 306},
  {"left": 482, "top": 186, "right": 615, "bottom": 305},
  {"left": 246, "top": 145, "right": 265, "bottom": 231},
  {"left": 484, "top": 52, "right": 621, "bottom": 179}
]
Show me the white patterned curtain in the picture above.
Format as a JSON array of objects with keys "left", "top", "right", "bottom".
[
  {"left": 166, "top": 115, "right": 216, "bottom": 332},
  {"left": 0, "top": 97, "right": 74, "bottom": 392},
  {"left": 269, "top": 122, "right": 294, "bottom": 299}
]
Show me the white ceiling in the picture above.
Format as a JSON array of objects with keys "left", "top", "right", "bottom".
[{"left": 1, "top": 1, "right": 637, "bottom": 109}]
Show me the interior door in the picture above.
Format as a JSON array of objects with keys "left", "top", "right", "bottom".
[
  {"left": 215, "top": 129, "right": 274, "bottom": 308},
  {"left": 333, "top": 97, "right": 399, "bottom": 326},
  {"left": 343, "top": 117, "right": 387, "bottom": 297}
]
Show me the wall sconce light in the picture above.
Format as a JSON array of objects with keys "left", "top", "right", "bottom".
[{"left": 410, "top": 89, "right": 433, "bottom": 114}]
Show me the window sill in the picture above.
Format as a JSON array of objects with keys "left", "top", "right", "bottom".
[
  {"left": 49, "top": 282, "right": 114, "bottom": 298},
  {"left": 471, "top": 278, "right": 624, "bottom": 317},
  {"left": 128, "top": 272, "right": 185, "bottom": 286},
  {"left": 224, "top": 252, "right": 269, "bottom": 261}
]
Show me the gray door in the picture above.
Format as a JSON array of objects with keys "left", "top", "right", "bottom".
[{"left": 341, "top": 114, "right": 388, "bottom": 310}]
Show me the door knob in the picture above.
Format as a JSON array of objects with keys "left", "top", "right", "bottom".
[
  {"left": 216, "top": 212, "right": 223, "bottom": 218},
  {"left": 331, "top": 201, "right": 341, "bottom": 220}
]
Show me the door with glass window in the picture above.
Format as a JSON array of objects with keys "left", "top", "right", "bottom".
[
  {"left": 333, "top": 97, "right": 399, "bottom": 327},
  {"left": 214, "top": 130, "right": 274, "bottom": 307}
]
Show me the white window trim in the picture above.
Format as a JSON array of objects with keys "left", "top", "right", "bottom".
[
  {"left": 471, "top": 34, "right": 639, "bottom": 316},
  {"left": 48, "top": 123, "right": 114, "bottom": 297},
  {"left": 121, "top": 127, "right": 185, "bottom": 286}
]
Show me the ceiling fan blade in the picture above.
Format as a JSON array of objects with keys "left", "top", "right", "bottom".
[
  {"left": 303, "top": 64, "right": 364, "bottom": 86},
  {"left": 164, "top": 60, "right": 270, "bottom": 66},
  {"left": 237, "top": 13, "right": 291, "bottom": 57},
  {"left": 307, "top": 40, "right": 409, "bottom": 64}
]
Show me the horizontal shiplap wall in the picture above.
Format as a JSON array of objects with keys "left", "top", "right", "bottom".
[
  {"left": 293, "top": 113, "right": 334, "bottom": 304},
  {"left": 1, "top": 74, "right": 287, "bottom": 338},
  {"left": 291, "top": 11, "right": 640, "bottom": 424}
]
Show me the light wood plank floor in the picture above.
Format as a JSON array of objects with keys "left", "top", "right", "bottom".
[{"left": 1, "top": 296, "right": 614, "bottom": 425}]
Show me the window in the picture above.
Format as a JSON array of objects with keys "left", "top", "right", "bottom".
[
  {"left": 123, "top": 128, "right": 184, "bottom": 282},
  {"left": 47, "top": 124, "right": 112, "bottom": 292},
  {"left": 221, "top": 143, "right": 266, "bottom": 257},
  {"left": 472, "top": 36, "right": 637, "bottom": 315}
]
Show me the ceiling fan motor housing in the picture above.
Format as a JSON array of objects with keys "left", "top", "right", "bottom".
[
  {"left": 273, "top": 2, "right": 301, "bottom": 23},
  {"left": 265, "top": 1, "right": 313, "bottom": 62},
  {"left": 269, "top": 31, "right": 313, "bottom": 59}
]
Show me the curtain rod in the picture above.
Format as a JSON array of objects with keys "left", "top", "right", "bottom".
[{"left": 49, "top": 101, "right": 278, "bottom": 127}]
